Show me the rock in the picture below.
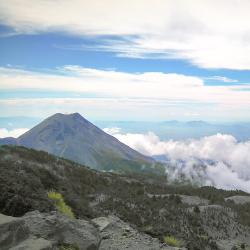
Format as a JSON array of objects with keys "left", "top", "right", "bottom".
[
  {"left": 225, "top": 195, "right": 250, "bottom": 204},
  {"left": 10, "top": 237, "right": 53, "bottom": 250},
  {"left": 0, "top": 213, "right": 30, "bottom": 250},
  {"left": 1, "top": 211, "right": 188, "bottom": 250},
  {"left": 92, "top": 216, "right": 186, "bottom": 250},
  {"left": 23, "top": 210, "right": 100, "bottom": 250},
  {"left": 0, "top": 211, "right": 100, "bottom": 250},
  {"left": 178, "top": 195, "right": 209, "bottom": 206},
  {"left": 0, "top": 215, "right": 52, "bottom": 250},
  {"left": 147, "top": 193, "right": 209, "bottom": 206}
]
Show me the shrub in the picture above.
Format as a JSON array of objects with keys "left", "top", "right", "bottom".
[
  {"left": 59, "top": 243, "right": 79, "bottom": 250},
  {"left": 194, "top": 205, "right": 200, "bottom": 214},
  {"left": 48, "top": 191, "right": 75, "bottom": 219},
  {"left": 163, "top": 235, "right": 181, "bottom": 247}
]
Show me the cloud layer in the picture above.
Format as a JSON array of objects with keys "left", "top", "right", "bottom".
[
  {"left": 105, "top": 128, "right": 250, "bottom": 192},
  {"left": 0, "top": 128, "right": 28, "bottom": 138},
  {"left": 1, "top": 0, "right": 250, "bottom": 69},
  {"left": 2, "top": 66, "right": 250, "bottom": 98},
  {"left": 1, "top": 66, "right": 250, "bottom": 120}
]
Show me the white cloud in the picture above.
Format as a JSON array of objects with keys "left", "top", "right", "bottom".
[
  {"left": 1, "top": 1, "right": 250, "bottom": 69},
  {"left": 103, "top": 127, "right": 121, "bottom": 135},
  {"left": 0, "top": 128, "right": 29, "bottom": 138},
  {"left": 105, "top": 129, "right": 250, "bottom": 192},
  {"left": 0, "top": 66, "right": 250, "bottom": 120},
  {"left": 0, "top": 66, "right": 250, "bottom": 106},
  {"left": 205, "top": 76, "right": 238, "bottom": 83}
]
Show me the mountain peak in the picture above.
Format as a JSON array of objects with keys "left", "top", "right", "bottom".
[
  {"left": 2, "top": 113, "right": 156, "bottom": 173},
  {"left": 48, "top": 112, "right": 90, "bottom": 124},
  {"left": 52, "top": 112, "right": 82, "bottom": 119}
]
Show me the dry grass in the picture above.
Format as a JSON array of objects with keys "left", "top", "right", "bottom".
[
  {"left": 163, "top": 235, "right": 181, "bottom": 247},
  {"left": 48, "top": 191, "right": 75, "bottom": 219}
]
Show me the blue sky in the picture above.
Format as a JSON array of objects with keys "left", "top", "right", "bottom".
[{"left": 0, "top": 0, "right": 250, "bottom": 122}]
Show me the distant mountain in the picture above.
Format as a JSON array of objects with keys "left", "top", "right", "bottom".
[
  {"left": 0, "top": 137, "right": 17, "bottom": 145},
  {"left": 0, "top": 113, "right": 163, "bottom": 174},
  {"left": 96, "top": 120, "right": 250, "bottom": 140},
  {"left": 185, "top": 121, "right": 210, "bottom": 127}
]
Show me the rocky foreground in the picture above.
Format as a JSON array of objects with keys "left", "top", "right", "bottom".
[{"left": 0, "top": 210, "right": 185, "bottom": 250}]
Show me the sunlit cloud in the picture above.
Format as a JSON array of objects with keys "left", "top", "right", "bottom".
[
  {"left": 205, "top": 76, "right": 238, "bottom": 83},
  {"left": 105, "top": 129, "right": 250, "bottom": 192},
  {"left": 0, "top": 128, "right": 29, "bottom": 138},
  {"left": 0, "top": 66, "right": 250, "bottom": 105},
  {"left": 0, "top": 66, "right": 250, "bottom": 120},
  {"left": 1, "top": 0, "right": 250, "bottom": 69}
]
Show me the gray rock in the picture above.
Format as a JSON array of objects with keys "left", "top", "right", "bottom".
[
  {"left": 147, "top": 193, "right": 209, "bottom": 206},
  {"left": 24, "top": 210, "right": 100, "bottom": 250},
  {"left": 179, "top": 195, "right": 209, "bottom": 206},
  {"left": 0, "top": 211, "right": 100, "bottom": 250},
  {"left": 1, "top": 211, "right": 188, "bottom": 250},
  {"left": 10, "top": 237, "right": 53, "bottom": 250},
  {"left": 0, "top": 213, "right": 29, "bottom": 250},
  {"left": 92, "top": 216, "right": 186, "bottom": 250},
  {"left": 225, "top": 195, "right": 250, "bottom": 204}
]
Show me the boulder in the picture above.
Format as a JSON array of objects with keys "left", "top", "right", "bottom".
[
  {"left": 24, "top": 211, "right": 100, "bottom": 250},
  {"left": 10, "top": 237, "right": 53, "bottom": 250},
  {"left": 225, "top": 195, "right": 250, "bottom": 204},
  {"left": 0, "top": 211, "right": 100, "bottom": 250},
  {"left": 0, "top": 213, "right": 29, "bottom": 250}
]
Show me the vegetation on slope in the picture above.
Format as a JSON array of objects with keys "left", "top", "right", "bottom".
[
  {"left": 48, "top": 191, "right": 75, "bottom": 219},
  {"left": 0, "top": 145, "right": 250, "bottom": 249},
  {"left": 163, "top": 235, "right": 182, "bottom": 247}
]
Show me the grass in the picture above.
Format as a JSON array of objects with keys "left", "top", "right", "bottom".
[
  {"left": 48, "top": 191, "right": 75, "bottom": 219},
  {"left": 163, "top": 235, "right": 181, "bottom": 247}
]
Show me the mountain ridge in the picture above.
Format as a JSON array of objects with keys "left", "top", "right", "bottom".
[{"left": 0, "top": 113, "right": 162, "bottom": 174}]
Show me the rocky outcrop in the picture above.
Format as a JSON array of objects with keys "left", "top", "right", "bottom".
[
  {"left": 225, "top": 195, "right": 250, "bottom": 204},
  {"left": 92, "top": 216, "right": 186, "bottom": 250},
  {"left": 1, "top": 208, "right": 250, "bottom": 250},
  {"left": 147, "top": 193, "right": 209, "bottom": 206},
  {"left": 0, "top": 211, "right": 188, "bottom": 250},
  {"left": 0, "top": 213, "right": 31, "bottom": 250},
  {"left": 0, "top": 211, "right": 100, "bottom": 250}
]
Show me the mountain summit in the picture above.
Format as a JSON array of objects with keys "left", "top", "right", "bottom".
[{"left": 1, "top": 113, "right": 161, "bottom": 174}]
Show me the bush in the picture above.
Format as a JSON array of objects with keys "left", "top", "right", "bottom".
[
  {"left": 163, "top": 235, "right": 181, "bottom": 247},
  {"left": 59, "top": 243, "right": 79, "bottom": 250},
  {"left": 48, "top": 191, "right": 75, "bottom": 219},
  {"left": 194, "top": 205, "right": 200, "bottom": 214}
]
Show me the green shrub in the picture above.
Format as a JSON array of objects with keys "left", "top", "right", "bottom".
[
  {"left": 163, "top": 235, "right": 181, "bottom": 247},
  {"left": 48, "top": 191, "right": 75, "bottom": 219}
]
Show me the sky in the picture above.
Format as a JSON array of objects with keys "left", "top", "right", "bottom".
[
  {"left": 1, "top": 1, "right": 250, "bottom": 192},
  {"left": 0, "top": 0, "right": 250, "bottom": 122}
]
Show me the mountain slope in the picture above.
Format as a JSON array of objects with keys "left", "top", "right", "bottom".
[
  {"left": 0, "top": 113, "right": 162, "bottom": 174},
  {"left": 1, "top": 145, "right": 250, "bottom": 249}
]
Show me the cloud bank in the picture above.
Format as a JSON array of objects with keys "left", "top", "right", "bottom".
[
  {"left": 1, "top": 0, "right": 250, "bottom": 69},
  {"left": 1, "top": 66, "right": 250, "bottom": 121},
  {"left": 105, "top": 128, "right": 250, "bottom": 192},
  {"left": 1, "top": 66, "right": 249, "bottom": 105},
  {"left": 0, "top": 128, "right": 28, "bottom": 138}
]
